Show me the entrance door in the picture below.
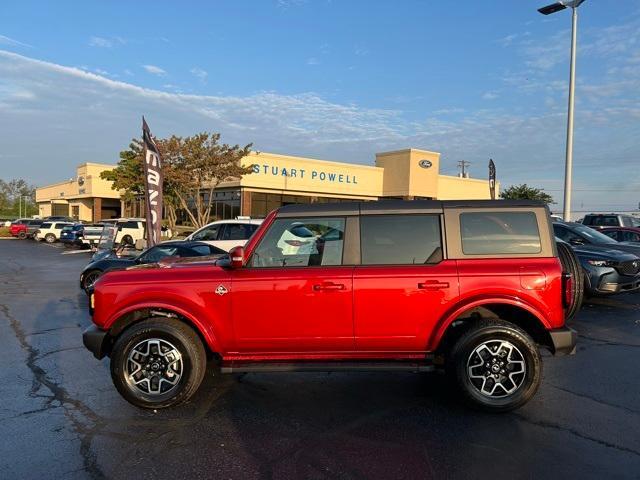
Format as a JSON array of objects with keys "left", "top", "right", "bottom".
[
  {"left": 231, "top": 216, "right": 353, "bottom": 353},
  {"left": 353, "top": 214, "right": 459, "bottom": 351}
]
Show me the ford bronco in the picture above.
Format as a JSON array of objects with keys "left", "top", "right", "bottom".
[{"left": 83, "top": 200, "right": 576, "bottom": 412}]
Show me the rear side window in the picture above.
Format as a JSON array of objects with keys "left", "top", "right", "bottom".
[
  {"left": 120, "top": 221, "right": 139, "bottom": 229},
  {"left": 41, "top": 222, "right": 52, "bottom": 229},
  {"left": 220, "top": 223, "right": 254, "bottom": 241},
  {"left": 360, "top": 215, "right": 442, "bottom": 265},
  {"left": 460, "top": 212, "right": 541, "bottom": 255}
]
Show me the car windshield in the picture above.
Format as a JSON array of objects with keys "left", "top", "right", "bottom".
[{"left": 574, "top": 224, "right": 618, "bottom": 244}]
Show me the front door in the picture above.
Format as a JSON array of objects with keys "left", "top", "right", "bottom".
[
  {"left": 353, "top": 214, "right": 459, "bottom": 351},
  {"left": 231, "top": 216, "right": 354, "bottom": 353}
]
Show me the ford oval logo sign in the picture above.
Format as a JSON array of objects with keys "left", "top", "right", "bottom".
[{"left": 418, "top": 159, "right": 432, "bottom": 169}]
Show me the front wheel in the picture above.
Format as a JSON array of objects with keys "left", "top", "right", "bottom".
[
  {"left": 110, "top": 318, "right": 206, "bottom": 409},
  {"left": 82, "top": 269, "right": 102, "bottom": 293},
  {"left": 448, "top": 319, "right": 542, "bottom": 412}
]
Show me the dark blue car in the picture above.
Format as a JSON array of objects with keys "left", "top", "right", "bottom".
[{"left": 60, "top": 224, "right": 85, "bottom": 247}]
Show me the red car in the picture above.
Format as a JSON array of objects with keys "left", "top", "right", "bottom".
[
  {"left": 598, "top": 226, "right": 640, "bottom": 243},
  {"left": 83, "top": 200, "right": 576, "bottom": 412},
  {"left": 9, "top": 219, "right": 30, "bottom": 239}
]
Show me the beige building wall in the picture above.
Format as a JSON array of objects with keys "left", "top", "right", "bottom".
[{"left": 437, "top": 175, "right": 499, "bottom": 200}]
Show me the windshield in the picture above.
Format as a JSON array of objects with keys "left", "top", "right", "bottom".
[{"left": 574, "top": 224, "right": 618, "bottom": 244}]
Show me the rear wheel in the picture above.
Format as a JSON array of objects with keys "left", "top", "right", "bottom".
[
  {"left": 18, "top": 231, "right": 26, "bottom": 239},
  {"left": 110, "top": 318, "right": 206, "bottom": 409},
  {"left": 448, "top": 319, "right": 542, "bottom": 412},
  {"left": 121, "top": 235, "right": 134, "bottom": 246},
  {"left": 45, "top": 233, "right": 56, "bottom": 243},
  {"left": 556, "top": 241, "right": 584, "bottom": 321}
]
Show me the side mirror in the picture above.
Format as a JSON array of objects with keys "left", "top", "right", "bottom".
[
  {"left": 228, "top": 246, "right": 245, "bottom": 269},
  {"left": 118, "top": 226, "right": 123, "bottom": 231},
  {"left": 570, "top": 237, "right": 585, "bottom": 246}
]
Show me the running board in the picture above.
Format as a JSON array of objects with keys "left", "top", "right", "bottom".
[{"left": 220, "top": 361, "right": 435, "bottom": 374}]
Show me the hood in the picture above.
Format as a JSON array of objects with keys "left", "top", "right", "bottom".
[
  {"left": 596, "top": 242, "right": 640, "bottom": 257},
  {"left": 572, "top": 243, "right": 639, "bottom": 262}
]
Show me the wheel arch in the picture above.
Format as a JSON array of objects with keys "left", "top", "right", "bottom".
[
  {"left": 431, "top": 298, "right": 554, "bottom": 354},
  {"left": 103, "top": 305, "right": 220, "bottom": 358}
]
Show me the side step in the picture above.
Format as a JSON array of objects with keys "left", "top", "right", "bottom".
[{"left": 220, "top": 361, "right": 435, "bottom": 374}]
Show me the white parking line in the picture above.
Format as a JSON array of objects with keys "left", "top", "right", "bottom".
[{"left": 61, "top": 249, "right": 91, "bottom": 255}]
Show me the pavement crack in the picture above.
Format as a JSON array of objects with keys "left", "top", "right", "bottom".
[
  {"left": 514, "top": 413, "right": 640, "bottom": 458},
  {"left": 577, "top": 333, "right": 640, "bottom": 348},
  {"left": 0, "top": 303, "right": 106, "bottom": 479},
  {"left": 548, "top": 384, "right": 640, "bottom": 415}
]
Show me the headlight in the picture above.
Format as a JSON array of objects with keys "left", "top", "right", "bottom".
[{"left": 587, "top": 259, "right": 615, "bottom": 267}]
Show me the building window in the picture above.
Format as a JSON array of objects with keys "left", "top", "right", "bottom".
[{"left": 249, "top": 192, "right": 350, "bottom": 218}]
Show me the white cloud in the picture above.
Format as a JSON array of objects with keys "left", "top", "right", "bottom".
[
  {"left": 89, "top": 36, "right": 125, "bottom": 48},
  {"left": 482, "top": 92, "right": 499, "bottom": 100},
  {"left": 306, "top": 57, "right": 320, "bottom": 66},
  {"left": 142, "top": 64, "right": 166, "bottom": 76},
  {"left": 190, "top": 67, "right": 208, "bottom": 82},
  {"left": 0, "top": 34, "right": 32, "bottom": 49}
]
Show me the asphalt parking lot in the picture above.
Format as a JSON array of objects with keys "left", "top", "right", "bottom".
[{"left": 0, "top": 239, "right": 639, "bottom": 480}]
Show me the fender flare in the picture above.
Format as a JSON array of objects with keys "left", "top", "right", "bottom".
[
  {"left": 106, "top": 301, "right": 221, "bottom": 353},
  {"left": 428, "top": 296, "right": 551, "bottom": 351}
]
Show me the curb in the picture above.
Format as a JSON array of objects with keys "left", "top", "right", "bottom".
[{"left": 0, "top": 237, "right": 18, "bottom": 240}]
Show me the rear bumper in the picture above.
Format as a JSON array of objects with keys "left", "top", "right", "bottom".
[
  {"left": 549, "top": 327, "right": 577, "bottom": 355},
  {"left": 82, "top": 324, "right": 109, "bottom": 359}
]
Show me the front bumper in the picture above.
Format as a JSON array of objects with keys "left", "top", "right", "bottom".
[
  {"left": 549, "top": 327, "right": 577, "bottom": 355},
  {"left": 584, "top": 266, "right": 640, "bottom": 295},
  {"left": 82, "top": 324, "right": 109, "bottom": 359}
]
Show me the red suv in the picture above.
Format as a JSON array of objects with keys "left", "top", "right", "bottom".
[
  {"left": 83, "top": 200, "right": 576, "bottom": 412},
  {"left": 9, "top": 218, "right": 31, "bottom": 239}
]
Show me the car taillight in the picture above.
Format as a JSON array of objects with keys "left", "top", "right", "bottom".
[{"left": 562, "top": 272, "right": 573, "bottom": 308}]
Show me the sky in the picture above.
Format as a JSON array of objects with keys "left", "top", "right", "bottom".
[{"left": 0, "top": 0, "right": 639, "bottom": 213}]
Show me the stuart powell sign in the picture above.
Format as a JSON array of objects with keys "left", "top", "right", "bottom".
[{"left": 142, "top": 117, "right": 164, "bottom": 247}]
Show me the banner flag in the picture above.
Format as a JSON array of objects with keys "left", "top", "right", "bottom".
[
  {"left": 142, "top": 117, "right": 164, "bottom": 247},
  {"left": 489, "top": 159, "right": 496, "bottom": 200}
]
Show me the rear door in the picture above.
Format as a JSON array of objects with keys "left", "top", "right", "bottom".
[{"left": 353, "top": 214, "right": 459, "bottom": 351}]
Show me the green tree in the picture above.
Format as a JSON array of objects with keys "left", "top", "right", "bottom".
[
  {"left": 102, "top": 132, "right": 254, "bottom": 230},
  {"left": 500, "top": 184, "right": 555, "bottom": 205},
  {"left": 0, "top": 179, "right": 36, "bottom": 216}
]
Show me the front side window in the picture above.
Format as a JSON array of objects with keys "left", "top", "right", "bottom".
[
  {"left": 192, "top": 224, "right": 221, "bottom": 241},
  {"left": 220, "top": 223, "right": 254, "bottom": 241},
  {"left": 360, "top": 215, "right": 442, "bottom": 265},
  {"left": 250, "top": 217, "right": 345, "bottom": 267},
  {"left": 461, "top": 212, "right": 541, "bottom": 255}
]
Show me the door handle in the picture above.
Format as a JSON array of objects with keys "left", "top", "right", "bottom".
[
  {"left": 313, "top": 282, "right": 345, "bottom": 291},
  {"left": 418, "top": 280, "right": 450, "bottom": 290}
]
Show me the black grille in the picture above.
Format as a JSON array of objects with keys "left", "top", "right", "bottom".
[{"left": 618, "top": 260, "right": 640, "bottom": 276}]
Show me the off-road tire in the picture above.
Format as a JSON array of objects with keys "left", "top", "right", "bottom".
[
  {"left": 447, "top": 319, "right": 542, "bottom": 413},
  {"left": 556, "top": 241, "right": 584, "bottom": 321},
  {"left": 110, "top": 318, "right": 206, "bottom": 409}
]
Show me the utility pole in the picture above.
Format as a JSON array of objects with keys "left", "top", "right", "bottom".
[{"left": 457, "top": 160, "right": 471, "bottom": 178}]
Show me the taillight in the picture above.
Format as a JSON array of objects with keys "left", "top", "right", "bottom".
[{"left": 562, "top": 272, "right": 573, "bottom": 308}]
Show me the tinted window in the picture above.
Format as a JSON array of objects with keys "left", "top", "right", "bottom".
[
  {"left": 28, "top": 220, "right": 42, "bottom": 226},
  {"left": 360, "top": 215, "right": 442, "bottom": 265},
  {"left": 220, "top": 223, "right": 254, "bottom": 241},
  {"left": 461, "top": 212, "right": 541, "bottom": 255},
  {"left": 603, "top": 230, "right": 619, "bottom": 241},
  {"left": 189, "top": 245, "right": 225, "bottom": 256},
  {"left": 621, "top": 231, "right": 640, "bottom": 242},
  {"left": 250, "top": 217, "right": 345, "bottom": 267},
  {"left": 191, "top": 224, "right": 220, "bottom": 241},
  {"left": 120, "top": 221, "right": 140, "bottom": 229},
  {"left": 139, "top": 246, "right": 179, "bottom": 263},
  {"left": 621, "top": 217, "right": 634, "bottom": 227},
  {"left": 41, "top": 222, "right": 52, "bottom": 229}
]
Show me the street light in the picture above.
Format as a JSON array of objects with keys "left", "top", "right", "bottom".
[{"left": 538, "top": 0, "right": 585, "bottom": 221}]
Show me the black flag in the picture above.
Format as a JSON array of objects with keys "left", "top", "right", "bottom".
[
  {"left": 489, "top": 159, "right": 496, "bottom": 200},
  {"left": 142, "top": 117, "right": 164, "bottom": 247}
]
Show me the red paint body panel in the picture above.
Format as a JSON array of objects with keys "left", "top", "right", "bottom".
[
  {"left": 353, "top": 261, "right": 459, "bottom": 351},
  {"left": 91, "top": 209, "right": 566, "bottom": 360}
]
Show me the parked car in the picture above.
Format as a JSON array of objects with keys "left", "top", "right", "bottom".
[
  {"left": 44, "top": 215, "right": 74, "bottom": 222},
  {"left": 25, "top": 219, "right": 44, "bottom": 239},
  {"left": 581, "top": 213, "right": 640, "bottom": 229},
  {"left": 80, "top": 241, "right": 226, "bottom": 292},
  {"left": 109, "top": 218, "right": 146, "bottom": 246},
  {"left": 9, "top": 218, "right": 31, "bottom": 239},
  {"left": 60, "top": 224, "right": 87, "bottom": 247},
  {"left": 553, "top": 220, "right": 640, "bottom": 257},
  {"left": 599, "top": 226, "right": 640, "bottom": 243},
  {"left": 185, "top": 218, "right": 263, "bottom": 251},
  {"left": 34, "top": 221, "right": 74, "bottom": 243},
  {"left": 83, "top": 200, "right": 576, "bottom": 412},
  {"left": 557, "top": 238, "right": 640, "bottom": 296}
]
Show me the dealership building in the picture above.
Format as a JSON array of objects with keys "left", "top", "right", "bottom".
[{"left": 36, "top": 148, "right": 497, "bottom": 222}]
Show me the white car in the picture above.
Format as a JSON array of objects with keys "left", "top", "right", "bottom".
[
  {"left": 35, "top": 221, "right": 74, "bottom": 243},
  {"left": 186, "top": 219, "right": 262, "bottom": 251},
  {"left": 110, "top": 218, "right": 146, "bottom": 245}
]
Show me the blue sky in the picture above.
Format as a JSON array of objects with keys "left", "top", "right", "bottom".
[{"left": 0, "top": 0, "right": 639, "bottom": 213}]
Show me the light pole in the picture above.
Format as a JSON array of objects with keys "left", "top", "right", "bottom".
[{"left": 538, "top": 0, "right": 585, "bottom": 221}]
